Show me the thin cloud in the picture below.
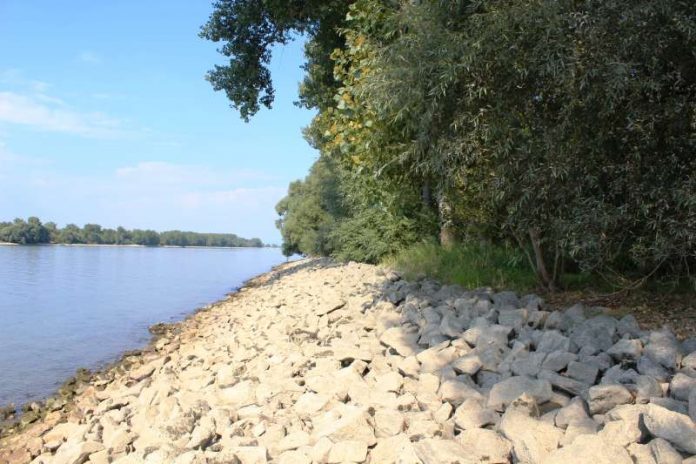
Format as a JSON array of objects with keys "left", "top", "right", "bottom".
[
  {"left": 78, "top": 51, "right": 102, "bottom": 64},
  {"left": 0, "top": 91, "right": 127, "bottom": 138}
]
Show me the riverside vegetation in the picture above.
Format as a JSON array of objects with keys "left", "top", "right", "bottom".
[
  {"left": 201, "top": 0, "right": 696, "bottom": 292},
  {"left": 0, "top": 217, "right": 264, "bottom": 248},
  {"left": 1, "top": 259, "right": 695, "bottom": 463}
]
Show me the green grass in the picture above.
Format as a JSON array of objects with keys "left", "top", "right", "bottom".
[{"left": 384, "top": 241, "right": 540, "bottom": 292}]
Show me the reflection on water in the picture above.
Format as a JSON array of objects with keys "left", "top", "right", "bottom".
[{"left": 0, "top": 245, "right": 286, "bottom": 406}]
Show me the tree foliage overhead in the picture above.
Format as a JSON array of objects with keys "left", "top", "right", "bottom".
[
  {"left": 203, "top": 0, "right": 696, "bottom": 288},
  {"left": 200, "top": 0, "right": 350, "bottom": 120},
  {"left": 0, "top": 218, "right": 265, "bottom": 248}
]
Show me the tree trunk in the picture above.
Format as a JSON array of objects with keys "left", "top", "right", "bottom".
[
  {"left": 438, "top": 191, "right": 456, "bottom": 248},
  {"left": 528, "top": 227, "right": 556, "bottom": 291}
]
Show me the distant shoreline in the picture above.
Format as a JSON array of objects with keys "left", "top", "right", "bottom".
[{"left": 0, "top": 242, "right": 276, "bottom": 250}]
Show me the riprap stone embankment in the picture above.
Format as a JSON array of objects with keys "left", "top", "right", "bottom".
[{"left": 1, "top": 258, "right": 695, "bottom": 463}]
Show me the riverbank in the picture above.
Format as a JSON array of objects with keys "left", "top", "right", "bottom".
[{"left": 1, "top": 258, "right": 695, "bottom": 463}]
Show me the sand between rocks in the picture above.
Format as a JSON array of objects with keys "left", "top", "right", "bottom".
[{"left": 1, "top": 258, "right": 695, "bottom": 463}]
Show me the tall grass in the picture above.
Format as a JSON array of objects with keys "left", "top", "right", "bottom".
[{"left": 384, "top": 241, "right": 539, "bottom": 292}]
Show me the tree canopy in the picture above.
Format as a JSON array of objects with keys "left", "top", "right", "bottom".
[
  {"left": 203, "top": 0, "right": 696, "bottom": 288},
  {"left": 0, "top": 218, "right": 265, "bottom": 248}
]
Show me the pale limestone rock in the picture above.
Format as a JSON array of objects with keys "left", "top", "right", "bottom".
[
  {"left": 413, "top": 438, "right": 477, "bottom": 464},
  {"left": 374, "top": 409, "right": 404, "bottom": 437},
  {"left": 51, "top": 441, "right": 105, "bottom": 464},
  {"left": 380, "top": 327, "right": 419, "bottom": 357},
  {"left": 369, "top": 434, "right": 421, "bottom": 464},
  {"left": 438, "top": 379, "right": 484, "bottom": 406},
  {"left": 457, "top": 428, "right": 512, "bottom": 464},
  {"left": 541, "top": 435, "right": 632, "bottom": 464},
  {"left": 310, "top": 437, "right": 333, "bottom": 464},
  {"left": 560, "top": 418, "right": 598, "bottom": 445},
  {"left": 294, "top": 392, "right": 330, "bottom": 416},
  {"left": 453, "top": 398, "right": 499, "bottom": 430},
  {"left": 327, "top": 441, "right": 367, "bottom": 463},
  {"left": 375, "top": 371, "right": 403, "bottom": 393},
  {"left": 451, "top": 354, "right": 482, "bottom": 376},
  {"left": 313, "top": 406, "right": 376, "bottom": 447},
  {"left": 499, "top": 409, "right": 563, "bottom": 464},
  {"left": 277, "top": 450, "right": 311, "bottom": 464}
]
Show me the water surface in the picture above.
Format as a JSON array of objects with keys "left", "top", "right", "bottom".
[{"left": 0, "top": 245, "right": 286, "bottom": 406}]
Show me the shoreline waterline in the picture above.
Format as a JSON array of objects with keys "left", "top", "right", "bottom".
[
  {"left": 0, "top": 257, "right": 305, "bottom": 435},
  {"left": 0, "top": 246, "right": 290, "bottom": 413}
]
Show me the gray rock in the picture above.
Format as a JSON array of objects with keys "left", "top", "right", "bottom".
[
  {"left": 538, "top": 370, "right": 590, "bottom": 397},
  {"left": 633, "top": 375, "right": 662, "bottom": 403},
  {"left": 493, "top": 291, "right": 520, "bottom": 309},
  {"left": 607, "top": 339, "right": 643, "bottom": 361},
  {"left": 682, "top": 337, "right": 696, "bottom": 355},
  {"left": 617, "top": 314, "right": 642, "bottom": 338},
  {"left": 510, "top": 352, "right": 546, "bottom": 377},
  {"left": 566, "top": 361, "right": 599, "bottom": 384},
  {"left": 439, "top": 313, "right": 466, "bottom": 338},
  {"left": 475, "top": 371, "right": 503, "bottom": 390},
  {"left": 690, "top": 386, "right": 696, "bottom": 422},
  {"left": 570, "top": 316, "right": 617, "bottom": 352},
  {"left": 683, "top": 351, "right": 696, "bottom": 369},
  {"left": 457, "top": 428, "right": 512, "bottom": 464},
  {"left": 487, "top": 376, "right": 553, "bottom": 412},
  {"left": 580, "top": 352, "right": 614, "bottom": 372},
  {"left": 645, "top": 330, "right": 682, "bottom": 370},
  {"left": 565, "top": 303, "right": 587, "bottom": 324},
  {"left": 541, "top": 351, "right": 577, "bottom": 372},
  {"left": 643, "top": 403, "right": 696, "bottom": 454},
  {"left": 637, "top": 355, "right": 671, "bottom": 382},
  {"left": 588, "top": 384, "right": 633, "bottom": 414},
  {"left": 544, "top": 311, "right": 571, "bottom": 331},
  {"left": 537, "top": 330, "right": 571, "bottom": 353},
  {"left": 541, "top": 434, "right": 632, "bottom": 464},
  {"left": 649, "top": 397, "right": 688, "bottom": 415},
  {"left": 477, "top": 325, "right": 513, "bottom": 347},
  {"left": 670, "top": 372, "right": 696, "bottom": 401},
  {"left": 498, "top": 309, "right": 528, "bottom": 330},
  {"left": 600, "top": 365, "right": 639, "bottom": 385},
  {"left": 476, "top": 344, "right": 510, "bottom": 372}
]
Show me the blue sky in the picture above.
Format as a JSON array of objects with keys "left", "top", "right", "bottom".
[{"left": 0, "top": 1, "right": 318, "bottom": 243}]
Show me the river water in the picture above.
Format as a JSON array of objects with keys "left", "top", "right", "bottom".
[{"left": 0, "top": 245, "right": 287, "bottom": 407}]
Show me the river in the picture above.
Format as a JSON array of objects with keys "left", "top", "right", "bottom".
[{"left": 0, "top": 245, "right": 286, "bottom": 407}]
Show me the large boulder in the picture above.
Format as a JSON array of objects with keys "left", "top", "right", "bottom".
[{"left": 642, "top": 403, "right": 696, "bottom": 454}]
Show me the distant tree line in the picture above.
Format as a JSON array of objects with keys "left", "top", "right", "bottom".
[
  {"left": 203, "top": 0, "right": 696, "bottom": 290},
  {"left": 0, "top": 217, "right": 265, "bottom": 248}
]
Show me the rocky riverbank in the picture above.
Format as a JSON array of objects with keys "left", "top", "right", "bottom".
[{"left": 1, "top": 258, "right": 695, "bottom": 463}]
